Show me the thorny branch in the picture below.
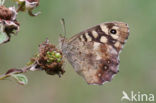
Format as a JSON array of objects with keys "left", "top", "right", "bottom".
[{"left": 0, "top": 66, "right": 31, "bottom": 80}]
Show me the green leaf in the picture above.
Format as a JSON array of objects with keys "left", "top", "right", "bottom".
[
  {"left": 0, "top": 31, "right": 8, "bottom": 44},
  {"left": 11, "top": 74, "right": 28, "bottom": 85}
]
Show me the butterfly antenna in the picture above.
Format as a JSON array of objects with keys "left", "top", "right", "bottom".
[
  {"left": 60, "top": 18, "right": 66, "bottom": 37},
  {"left": 60, "top": 18, "right": 67, "bottom": 47}
]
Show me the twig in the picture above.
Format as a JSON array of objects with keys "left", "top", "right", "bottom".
[{"left": 0, "top": 66, "right": 32, "bottom": 80}]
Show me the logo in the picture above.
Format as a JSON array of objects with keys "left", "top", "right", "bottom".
[{"left": 121, "top": 91, "right": 155, "bottom": 102}]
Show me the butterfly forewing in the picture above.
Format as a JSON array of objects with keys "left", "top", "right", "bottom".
[{"left": 60, "top": 22, "right": 129, "bottom": 85}]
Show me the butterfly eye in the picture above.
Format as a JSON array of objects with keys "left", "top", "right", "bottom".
[{"left": 110, "top": 29, "right": 117, "bottom": 34}]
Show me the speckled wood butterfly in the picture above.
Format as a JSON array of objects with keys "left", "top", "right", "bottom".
[{"left": 59, "top": 20, "right": 129, "bottom": 85}]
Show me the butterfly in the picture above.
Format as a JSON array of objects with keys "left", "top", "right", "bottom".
[{"left": 59, "top": 21, "right": 129, "bottom": 85}]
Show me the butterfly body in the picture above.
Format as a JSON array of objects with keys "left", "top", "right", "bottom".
[{"left": 59, "top": 22, "right": 129, "bottom": 85}]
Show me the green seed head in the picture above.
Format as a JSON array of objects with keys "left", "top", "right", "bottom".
[
  {"left": 57, "top": 58, "right": 61, "bottom": 62},
  {"left": 46, "top": 51, "right": 62, "bottom": 63},
  {"left": 55, "top": 53, "right": 61, "bottom": 58}
]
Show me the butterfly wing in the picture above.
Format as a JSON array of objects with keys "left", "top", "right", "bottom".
[{"left": 60, "top": 22, "right": 129, "bottom": 85}]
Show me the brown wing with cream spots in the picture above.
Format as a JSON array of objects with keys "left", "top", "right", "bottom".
[
  {"left": 102, "top": 22, "right": 130, "bottom": 52},
  {"left": 61, "top": 22, "right": 129, "bottom": 85},
  {"left": 68, "top": 22, "right": 129, "bottom": 52}
]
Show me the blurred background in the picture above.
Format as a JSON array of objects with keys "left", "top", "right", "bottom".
[{"left": 0, "top": 0, "right": 156, "bottom": 103}]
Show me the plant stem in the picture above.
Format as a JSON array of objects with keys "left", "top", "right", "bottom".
[{"left": 0, "top": 65, "right": 32, "bottom": 80}]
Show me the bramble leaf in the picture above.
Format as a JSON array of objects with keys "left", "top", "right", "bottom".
[
  {"left": 11, "top": 74, "right": 28, "bottom": 85},
  {"left": 0, "top": 31, "right": 8, "bottom": 45}
]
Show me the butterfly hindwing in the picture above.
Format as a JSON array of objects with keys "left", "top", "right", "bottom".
[{"left": 60, "top": 22, "right": 129, "bottom": 85}]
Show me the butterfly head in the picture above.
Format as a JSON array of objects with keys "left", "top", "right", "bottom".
[
  {"left": 59, "top": 35, "right": 69, "bottom": 55},
  {"left": 59, "top": 35, "right": 66, "bottom": 46}
]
